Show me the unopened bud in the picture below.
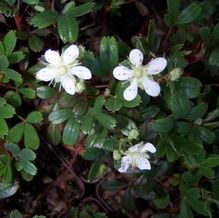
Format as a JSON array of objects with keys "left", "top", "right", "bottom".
[
  {"left": 75, "top": 80, "right": 85, "bottom": 93},
  {"left": 169, "top": 67, "right": 183, "bottom": 81}
]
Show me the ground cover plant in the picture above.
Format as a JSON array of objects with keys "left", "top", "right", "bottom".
[{"left": 1, "top": 0, "right": 219, "bottom": 217}]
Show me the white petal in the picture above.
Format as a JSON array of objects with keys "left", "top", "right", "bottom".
[
  {"left": 129, "top": 49, "right": 144, "bottom": 67},
  {"left": 136, "top": 156, "right": 151, "bottom": 170},
  {"left": 44, "top": 49, "right": 61, "bottom": 66},
  {"left": 140, "top": 143, "right": 156, "bottom": 153},
  {"left": 128, "top": 144, "right": 139, "bottom": 152},
  {"left": 147, "top": 57, "right": 167, "bottom": 75},
  {"left": 70, "top": 66, "right": 91, "bottom": 80},
  {"left": 143, "top": 78, "right": 161, "bottom": 97},
  {"left": 118, "top": 156, "right": 131, "bottom": 173},
  {"left": 62, "top": 45, "right": 79, "bottom": 65},
  {"left": 61, "top": 75, "right": 76, "bottom": 95},
  {"left": 123, "top": 80, "right": 138, "bottom": 101},
  {"left": 113, "top": 66, "right": 133, "bottom": 81},
  {"left": 36, "top": 68, "right": 56, "bottom": 82}
]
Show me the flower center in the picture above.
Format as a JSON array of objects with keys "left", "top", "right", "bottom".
[
  {"left": 58, "top": 65, "right": 67, "bottom": 75},
  {"left": 133, "top": 67, "right": 145, "bottom": 79}
]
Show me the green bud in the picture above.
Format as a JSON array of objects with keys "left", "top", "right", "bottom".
[
  {"left": 113, "top": 150, "right": 121, "bottom": 160},
  {"left": 169, "top": 67, "right": 183, "bottom": 81},
  {"left": 75, "top": 80, "right": 85, "bottom": 93},
  {"left": 128, "top": 129, "right": 139, "bottom": 140}
]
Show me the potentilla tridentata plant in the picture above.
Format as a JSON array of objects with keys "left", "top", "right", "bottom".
[{"left": 1, "top": 1, "right": 219, "bottom": 217}]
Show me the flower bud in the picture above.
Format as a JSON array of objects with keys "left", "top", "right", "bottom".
[
  {"left": 169, "top": 67, "right": 183, "bottom": 81},
  {"left": 75, "top": 80, "right": 85, "bottom": 93}
]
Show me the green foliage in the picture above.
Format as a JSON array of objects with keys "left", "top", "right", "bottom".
[{"left": 1, "top": 0, "right": 219, "bottom": 217}]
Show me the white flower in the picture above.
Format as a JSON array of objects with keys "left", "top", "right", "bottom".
[
  {"left": 113, "top": 49, "right": 167, "bottom": 101},
  {"left": 118, "top": 142, "right": 156, "bottom": 173},
  {"left": 36, "top": 45, "right": 92, "bottom": 95}
]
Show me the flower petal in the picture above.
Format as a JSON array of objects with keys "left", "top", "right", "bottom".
[
  {"left": 36, "top": 68, "right": 57, "bottom": 82},
  {"left": 128, "top": 144, "right": 139, "bottom": 152},
  {"left": 118, "top": 156, "right": 131, "bottom": 173},
  {"left": 136, "top": 156, "right": 151, "bottom": 170},
  {"left": 143, "top": 78, "right": 161, "bottom": 97},
  {"left": 62, "top": 45, "right": 79, "bottom": 65},
  {"left": 129, "top": 49, "right": 144, "bottom": 67},
  {"left": 123, "top": 79, "right": 138, "bottom": 101},
  {"left": 70, "top": 66, "right": 91, "bottom": 80},
  {"left": 44, "top": 49, "right": 61, "bottom": 66},
  {"left": 140, "top": 143, "right": 156, "bottom": 153},
  {"left": 113, "top": 66, "right": 133, "bottom": 81},
  {"left": 61, "top": 75, "right": 76, "bottom": 95},
  {"left": 147, "top": 57, "right": 167, "bottom": 75}
]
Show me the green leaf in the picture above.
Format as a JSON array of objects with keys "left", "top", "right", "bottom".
[
  {"left": 179, "top": 200, "right": 194, "bottom": 218},
  {"left": 24, "top": 123, "right": 40, "bottom": 150},
  {"left": 7, "top": 122, "right": 24, "bottom": 144},
  {"left": 105, "top": 96, "right": 122, "bottom": 112},
  {"left": 0, "top": 181, "right": 19, "bottom": 199},
  {"left": 101, "top": 181, "right": 127, "bottom": 191},
  {"left": 179, "top": 77, "right": 202, "bottom": 99},
  {"left": 57, "top": 15, "right": 79, "bottom": 43},
  {"left": 27, "top": 111, "right": 43, "bottom": 124},
  {"left": 152, "top": 116, "right": 174, "bottom": 133},
  {"left": 48, "top": 109, "right": 72, "bottom": 124},
  {"left": 0, "top": 155, "right": 12, "bottom": 185},
  {"left": 3, "top": 68, "right": 22, "bottom": 82},
  {"left": 9, "top": 209, "right": 23, "bottom": 218},
  {"left": 171, "top": 91, "right": 191, "bottom": 118},
  {"left": 88, "top": 158, "right": 104, "bottom": 182},
  {"left": 176, "top": 3, "right": 202, "bottom": 24},
  {"left": 99, "top": 36, "right": 119, "bottom": 73},
  {"left": 201, "top": 156, "right": 219, "bottom": 168},
  {"left": 0, "top": 55, "right": 9, "bottom": 70},
  {"left": 95, "top": 112, "right": 116, "bottom": 129},
  {"left": 93, "top": 95, "right": 105, "bottom": 111},
  {"left": 0, "top": 118, "right": 8, "bottom": 136},
  {"left": 5, "top": 91, "right": 21, "bottom": 107},
  {"left": 62, "top": 118, "right": 79, "bottom": 145},
  {"left": 83, "top": 147, "right": 104, "bottom": 160},
  {"left": 81, "top": 110, "right": 94, "bottom": 134},
  {"left": 0, "top": 103, "right": 15, "bottom": 119},
  {"left": 19, "top": 148, "right": 36, "bottom": 161},
  {"left": 66, "top": 2, "right": 96, "bottom": 17},
  {"left": 8, "top": 51, "right": 25, "bottom": 64},
  {"left": 36, "top": 86, "right": 56, "bottom": 99},
  {"left": 199, "top": 165, "right": 214, "bottom": 178},
  {"left": 140, "top": 105, "right": 160, "bottom": 120},
  {"left": 28, "top": 35, "right": 44, "bottom": 52},
  {"left": 208, "top": 48, "right": 219, "bottom": 66},
  {"left": 165, "top": 0, "right": 180, "bottom": 26},
  {"left": 19, "top": 88, "right": 35, "bottom": 99},
  {"left": 20, "top": 160, "right": 37, "bottom": 176},
  {"left": 196, "top": 127, "right": 216, "bottom": 144},
  {"left": 3, "top": 31, "right": 16, "bottom": 56},
  {"left": 30, "top": 10, "right": 58, "bottom": 29},
  {"left": 205, "top": 109, "right": 219, "bottom": 122},
  {"left": 4, "top": 143, "right": 20, "bottom": 157},
  {"left": 48, "top": 124, "right": 61, "bottom": 145},
  {"left": 185, "top": 103, "right": 208, "bottom": 121}
]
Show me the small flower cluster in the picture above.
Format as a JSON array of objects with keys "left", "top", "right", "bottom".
[
  {"left": 36, "top": 46, "right": 167, "bottom": 100},
  {"left": 36, "top": 45, "right": 166, "bottom": 173}
]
